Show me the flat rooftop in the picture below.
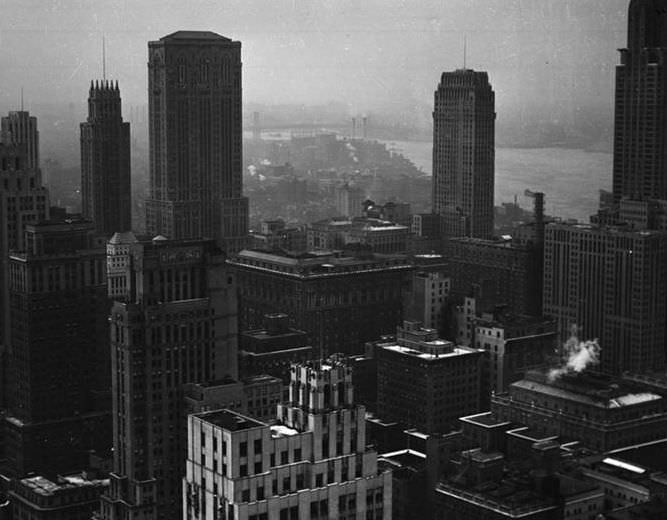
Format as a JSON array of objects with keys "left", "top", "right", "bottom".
[
  {"left": 18, "top": 474, "right": 108, "bottom": 496},
  {"left": 460, "top": 412, "right": 512, "bottom": 428},
  {"left": 382, "top": 343, "right": 483, "bottom": 361},
  {"left": 197, "top": 409, "right": 266, "bottom": 431}
]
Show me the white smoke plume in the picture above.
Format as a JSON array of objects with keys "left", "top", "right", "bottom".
[{"left": 548, "top": 325, "right": 600, "bottom": 382}]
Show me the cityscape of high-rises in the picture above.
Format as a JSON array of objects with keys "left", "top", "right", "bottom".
[{"left": 1, "top": 1, "right": 667, "bottom": 519}]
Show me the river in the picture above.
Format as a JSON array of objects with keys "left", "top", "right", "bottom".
[{"left": 386, "top": 140, "right": 613, "bottom": 222}]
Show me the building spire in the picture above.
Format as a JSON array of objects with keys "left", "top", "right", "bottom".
[{"left": 20, "top": 87, "right": 24, "bottom": 111}]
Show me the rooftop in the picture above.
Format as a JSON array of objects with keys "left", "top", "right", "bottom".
[
  {"left": 382, "top": 343, "right": 484, "bottom": 361},
  {"left": 18, "top": 474, "right": 108, "bottom": 496},
  {"left": 196, "top": 409, "right": 265, "bottom": 431},
  {"left": 159, "top": 30, "right": 232, "bottom": 42}
]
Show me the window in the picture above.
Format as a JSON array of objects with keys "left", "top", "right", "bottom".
[
  {"left": 281, "top": 451, "right": 288, "bottom": 464},
  {"left": 257, "top": 486, "right": 264, "bottom": 500},
  {"left": 315, "top": 473, "right": 323, "bottom": 487},
  {"left": 254, "top": 462, "right": 262, "bottom": 474},
  {"left": 241, "top": 489, "right": 250, "bottom": 502},
  {"left": 294, "top": 448, "right": 302, "bottom": 461},
  {"left": 240, "top": 464, "right": 247, "bottom": 477},
  {"left": 240, "top": 442, "right": 248, "bottom": 457},
  {"left": 254, "top": 439, "right": 262, "bottom": 454},
  {"left": 270, "top": 453, "right": 275, "bottom": 466}
]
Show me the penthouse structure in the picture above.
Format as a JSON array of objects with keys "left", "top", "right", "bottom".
[
  {"left": 307, "top": 217, "right": 408, "bottom": 255},
  {"left": 543, "top": 222, "right": 667, "bottom": 373},
  {"left": 100, "top": 237, "right": 238, "bottom": 520},
  {"left": 230, "top": 249, "right": 412, "bottom": 356},
  {"left": 184, "top": 359, "right": 392, "bottom": 520},
  {"left": 375, "top": 321, "right": 485, "bottom": 434}
]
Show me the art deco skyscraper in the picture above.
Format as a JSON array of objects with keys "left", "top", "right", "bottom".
[
  {"left": 145, "top": 31, "right": 248, "bottom": 253},
  {"left": 432, "top": 69, "right": 495, "bottom": 239},
  {"left": 100, "top": 236, "right": 238, "bottom": 520},
  {"left": 1, "top": 111, "right": 39, "bottom": 171},
  {"left": 80, "top": 80, "right": 132, "bottom": 235},
  {"left": 612, "top": 0, "right": 667, "bottom": 203}
]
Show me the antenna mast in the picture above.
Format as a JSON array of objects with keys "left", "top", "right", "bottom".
[
  {"left": 20, "top": 87, "right": 24, "bottom": 111},
  {"left": 102, "top": 36, "right": 106, "bottom": 80}
]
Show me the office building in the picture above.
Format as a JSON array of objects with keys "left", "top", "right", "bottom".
[
  {"left": 0, "top": 143, "right": 49, "bottom": 373},
  {"left": 543, "top": 222, "right": 667, "bottom": 374},
  {"left": 432, "top": 69, "right": 495, "bottom": 239},
  {"left": 492, "top": 369, "right": 667, "bottom": 451},
  {"left": 231, "top": 249, "right": 412, "bottom": 356},
  {"left": 335, "top": 183, "right": 365, "bottom": 218},
  {"left": 145, "top": 31, "right": 248, "bottom": 252},
  {"left": 239, "top": 313, "right": 313, "bottom": 385},
  {"left": 9, "top": 473, "right": 108, "bottom": 520},
  {"left": 1, "top": 111, "right": 39, "bottom": 171},
  {"left": 80, "top": 80, "right": 132, "bottom": 235},
  {"left": 184, "top": 359, "right": 392, "bottom": 520},
  {"left": 404, "top": 255, "right": 450, "bottom": 332},
  {"left": 375, "top": 321, "right": 484, "bottom": 434},
  {"left": 612, "top": 0, "right": 667, "bottom": 203},
  {"left": 99, "top": 237, "right": 238, "bottom": 520},
  {"left": 435, "top": 412, "right": 605, "bottom": 520},
  {"left": 474, "top": 314, "right": 557, "bottom": 395},
  {"left": 4, "top": 219, "right": 110, "bottom": 477},
  {"left": 307, "top": 217, "right": 409, "bottom": 254}
]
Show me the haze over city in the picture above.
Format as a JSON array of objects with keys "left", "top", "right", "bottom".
[{"left": 3, "top": 0, "right": 626, "bottom": 141}]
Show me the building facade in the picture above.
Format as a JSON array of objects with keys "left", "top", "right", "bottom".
[
  {"left": 612, "top": 0, "right": 667, "bottom": 203},
  {"left": 432, "top": 69, "right": 495, "bottom": 239},
  {"left": 80, "top": 80, "right": 132, "bottom": 236},
  {"left": 375, "top": 321, "right": 485, "bottom": 434},
  {"left": 1, "top": 111, "right": 39, "bottom": 171},
  {"left": 4, "top": 219, "right": 110, "bottom": 477},
  {"left": 145, "top": 31, "right": 248, "bottom": 252},
  {"left": 99, "top": 237, "right": 239, "bottom": 520},
  {"left": 0, "top": 143, "right": 49, "bottom": 361},
  {"left": 183, "top": 359, "right": 392, "bottom": 520},
  {"left": 230, "top": 249, "right": 412, "bottom": 357},
  {"left": 543, "top": 223, "right": 667, "bottom": 374}
]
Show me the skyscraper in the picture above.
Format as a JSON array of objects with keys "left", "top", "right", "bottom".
[
  {"left": 184, "top": 359, "right": 392, "bottom": 520},
  {"left": 80, "top": 80, "right": 132, "bottom": 235},
  {"left": 543, "top": 222, "right": 667, "bottom": 374},
  {"left": 100, "top": 236, "right": 238, "bottom": 520},
  {"left": 145, "top": 31, "right": 248, "bottom": 252},
  {"left": 432, "top": 69, "right": 495, "bottom": 239},
  {"left": 1, "top": 111, "right": 39, "bottom": 171},
  {"left": 4, "top": 219, "right": 111, "bottom": 477},
  {"left": 0, "top": 143, "right": 49, "bottom": 386},
  {"left": 612, "top": 0, "right": 667, "bottom": 203}
]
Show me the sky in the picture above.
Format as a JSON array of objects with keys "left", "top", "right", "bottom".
[{"left": 1, "top": 0, "right": 628, "bottom": 121}]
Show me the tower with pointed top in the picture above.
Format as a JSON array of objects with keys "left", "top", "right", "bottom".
[
  {"left": 432, "top": 69, "right": 495, "bottom": 240},
  {"left": 145, "top": 31, "right": 248, "bottom": 253},
  {"left": 80, "top": 80, "right": 132, "bottom": 236},
  {"left": 612, "top": 0, "right": 667, "bottom": 203}
]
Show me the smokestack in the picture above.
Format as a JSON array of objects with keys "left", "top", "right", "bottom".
[
  {"left": 352, "top": 117, "right": 356, "bottom": 139},
  {"left": 362, "top": 116, "right": 368, "bottom": 139}
]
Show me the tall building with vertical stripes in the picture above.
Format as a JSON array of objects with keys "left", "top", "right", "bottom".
[
  {"left": 432, "top": 69, "right": 495, "bottom": 239},
  {"left": 612, "top": 0, "right": 667, "bottom": 203},
  {"left": 145, "top": 31, "right": 248, "bottom": 253},
  {"left": 1, "top": 111, "right": 39, "bottom": 172},
  {"left": 80, "top": 80, "right": 132, "bottom": 236}
]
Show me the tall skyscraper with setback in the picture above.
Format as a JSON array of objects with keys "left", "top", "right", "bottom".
[
  {"left": 145, "top": 31, "right": 248, "bottom": 252},
  {"left": 100, "top": 236, "right": 239, "bottom": 520},
  {"left": 432, "top": 69, "right": 495, "bottom": 239},
  {"left": 80, "top": 80, "right": 132, "bottom": 235},
  {"left": 612, "top": 0, "right": 667, "bottom": 203}
]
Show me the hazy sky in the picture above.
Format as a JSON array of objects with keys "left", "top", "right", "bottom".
[{"left": 1, "top": 0, "right": 627, "bottom": 117}]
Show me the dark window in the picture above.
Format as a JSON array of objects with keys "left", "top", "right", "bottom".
[
  {"left": 240, "top": 442, "right": 248, "bottom": 457},
  {"left": 240, "top": 464, "right": 247, "bottom": 477},
  {"left": 254, "top": 439, "right": 262, "bottom": 454},
  {"left": 257, "top": 486, "right": 264, "bottom": 500},
  {"left": 294, "top": 448, "right": 302, "bottom": 461},
  {"left": 281, "top": 450, "right": 288, "bottom": 464},
  {"left": 242, "top": 489, "right": 250, "bottom": 502},
  {"left": 254, "top": 462, "right": 262, "bottom": 474}
]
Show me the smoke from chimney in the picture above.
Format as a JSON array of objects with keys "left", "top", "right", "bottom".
[{"left": 548, "top": 325, "right": 600, "bottom": 382}]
